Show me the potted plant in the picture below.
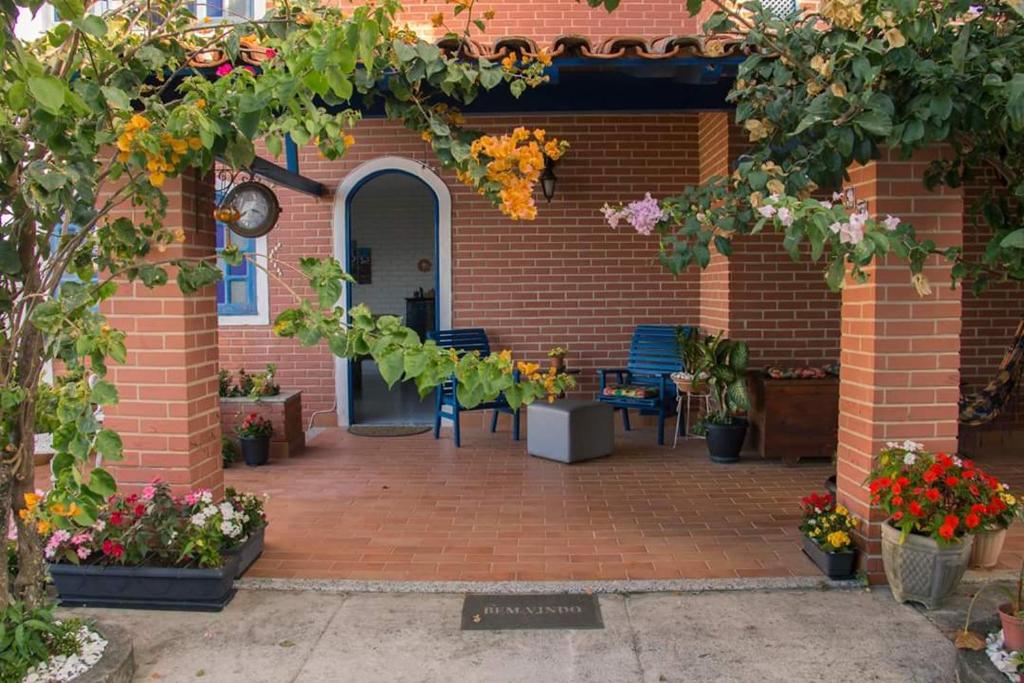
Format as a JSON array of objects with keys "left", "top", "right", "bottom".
[
  {"left": 547, "top": 346, "right": 568, "bottom": 372},
  {"left": 995, "top": 560, "right": 1024, "bottom": 653},
  {"left": 866, "top": 441, "right": 1004, "bottom": 609},
  {"left": 30, "top": 482, "right": 266, "bottom": 611},
  {"left": 688, "top": 332, "right": 749, "bottom": 463},
  {"left": 969, "top": 478, "right": 1020, "bottom": 569},
  {"left": 237, "top": 412, "right": 273, "bottom": 467},
  {"left": 672, "top": 330, "right": 709, "bottom": 393},
  {"left": 221, "top": 435, "right": 238, "bottom": 469},
  {"left": 798, "top": 491, "right": 858, "bottom": 579}
]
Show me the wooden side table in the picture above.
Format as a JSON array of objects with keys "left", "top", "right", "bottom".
[{"left": 746, "top": 372, "right": 839, "bottom": 465}]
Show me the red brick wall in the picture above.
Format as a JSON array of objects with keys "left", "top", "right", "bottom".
[{"left": 219, "top": 114, "right": 704, "bottom": 423}]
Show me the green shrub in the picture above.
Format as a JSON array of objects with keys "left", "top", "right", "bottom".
[{"left": 0, "top": 603, "right": 83, "bottom": 683}]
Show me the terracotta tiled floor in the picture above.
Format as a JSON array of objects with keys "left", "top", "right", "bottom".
[{"left": 226, "top": 416, "right": 843, "bottom": 581}]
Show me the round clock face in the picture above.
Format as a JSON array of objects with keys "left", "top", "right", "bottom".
[{"left": 223, "top": 181, "right": 280, "bottom": 238}]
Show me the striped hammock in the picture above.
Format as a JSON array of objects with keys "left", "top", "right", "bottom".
[{"left": 959, "top": 320, "right": 1024, "bottom": 426}]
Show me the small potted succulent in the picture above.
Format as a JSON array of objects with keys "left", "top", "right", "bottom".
[
  {"left": 688, "top": 332, "right": 749, "bottom": 463},
  {"left": 547, "top": 346, "right": 568, "bottom": 373},
  {"left": 798, "top": 491, "right": 858, "bottom": 579},
  {"left": 236, "top": 413, "right": 273, "bottom": 467}
]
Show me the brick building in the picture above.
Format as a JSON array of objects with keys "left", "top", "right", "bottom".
[{"left": 28, "top": 0, "right": 1021, "bottom": 579}]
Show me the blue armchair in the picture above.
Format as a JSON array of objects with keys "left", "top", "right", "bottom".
[
  {"left": 596, "top": 324, "right": 693, "bottom": 445},
  {"left": 427, "top": 328, "right": 520, "bottom": 447}
]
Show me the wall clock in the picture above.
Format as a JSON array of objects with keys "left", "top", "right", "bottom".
[{"left": 221, "top": 180, "right": 281, "bottom": 239}]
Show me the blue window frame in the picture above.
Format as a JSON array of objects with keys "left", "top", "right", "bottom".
[
  {"left": 188, "top": 0, "right": 254, "bottom": 18},
  {"left": 215, "top": 191, "right": 260, "bottom": 317}
]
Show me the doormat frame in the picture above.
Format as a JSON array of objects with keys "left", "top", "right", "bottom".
[
  {"left": 461, "top": 593, "right": 604, "bottom": 631},
  {"left": 348, "top": 425, "right": 432, "bottom": 437}
]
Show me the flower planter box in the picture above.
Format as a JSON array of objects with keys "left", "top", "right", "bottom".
[
  {"left": 48, "top": 556, "right": 240, "bottom": 612},
  {"left": 221, "top": 390, "right": 304, "bottom": 460},
  {"left": 881, "top": 521, "right": 972, "bottom": 609},
  {"left": 801, "top": 536, "right": 857, "bottom": 579},
  {"left": 223, "top": 525, "right": 265, "bottom": 578}
]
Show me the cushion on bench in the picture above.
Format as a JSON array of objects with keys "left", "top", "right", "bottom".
[{"left": 601, "top": 384, "right": 659, "bottom": 399}]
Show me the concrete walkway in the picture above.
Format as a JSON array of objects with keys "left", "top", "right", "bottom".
[{"left": 70, "top": 586, "right": 958, "bottom": 682}]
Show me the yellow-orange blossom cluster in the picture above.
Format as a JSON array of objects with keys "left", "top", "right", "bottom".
[
  {"left": 116, "top": 114, "right": 202, "bottom": 188},
  {"left": 459, "top": 127, "right": 568, "bottom": 221}
]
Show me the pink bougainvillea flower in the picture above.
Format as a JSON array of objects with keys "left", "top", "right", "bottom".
[
  {"left": 883, "top": 214, "right": 901, "bottom": 231},
  {"left": 215, "top": 63, "right": 233, "bottom": 77},
  {"left": 264, "top": 48, "right": 277, "bottom": 59}
]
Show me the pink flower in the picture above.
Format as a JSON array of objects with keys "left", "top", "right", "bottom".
[
  {"left": 141, "top": 485, "right": 157, "bottom": 501},
  {"left": 624, "top": 193, "right": 666, "bottom": 236},
  {"left": 757, "top": 205, "right": 777, "bottom": 219},
  {"left": 215, "top": 63, "right": 233, "bottom": 77},
  {"left": 185, "top": 491, "right": 200, "bottom": 506},
  {"left": 883, "top": 214, "right": 901, "bottom": 232},
  {"left": 77, "top": 546, "right": 91, "bottom": 560},
  {"left": 777, "top": 207, "right": 794, "bottom": 227},
  {"left": 601, "top": 204, "right": 626, "bottom": 230},
  {"left": 264, "top": 48, "right": 277, "bottom": 59}
]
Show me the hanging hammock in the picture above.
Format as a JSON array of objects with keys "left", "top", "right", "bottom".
[{"left": 959, "top": 319, "right": 1024, "bottom": 426}]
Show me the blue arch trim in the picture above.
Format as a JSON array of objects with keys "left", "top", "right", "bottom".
[{"left": 344, "top": 168, "right": 441, "bottom": 424}]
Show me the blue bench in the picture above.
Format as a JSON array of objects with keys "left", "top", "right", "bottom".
[
  {"left": 427, "top": 328, "right": 520, "bottom": 447},
  {"left": 596, "top": 324, "right": 694, "bottom": 446}
]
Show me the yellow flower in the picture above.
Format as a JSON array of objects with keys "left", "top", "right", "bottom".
[
  {"left": 50, "top": 502, "right": 67, "bottom": 516},
  {"left": 501, "top": 54, "right": 517, "bottom": 71},
  {"left": 421, "top": 130, "right": 433, "bottom": 143},
  {"left": 536, "top": 49, "right": 552, "bottom": 67},
  {"left": 36, "top": 520, "right": 51, "bottom": 536},
  {"left": 885, "top": 28, "right": 905, "bottom": 48},
  {"left": 766, "top": 179, "right": 785, "bottom": 196},
  {"left": 343, "top": 134, "right": 356, "bottom": 147},
  {"left": 827, "top": 531, "right": 850, "bottom": 548},
  {"left": 195, "top": 98, "right": 206, "bottom": 109},
  {"left": 809, "top": 54, "right": 832, "bottom": 78},
  {"left": 516, "top": 361, "right": 541, "bottom": 376},
  {"left": 430, "top": 12, "right": 444, "bottom": 27},
  {"left": 149, "top": 172, "right": 166, "bottom": 188},
  {"left": 498, "top": 350, "right": 512, "bottom": 362},
  {"left": 24, "top": 492, "right": 40, "bottom": 509},
  {"left": 835, "top": 504, "right": 848, "bottom": 516},
  {"left": 483, "top": 9, "right": 495, "bottom": 19},
  {"left": 830, "top": 82, "right": 847, "bottom": 98},
  {"left": 188, "top": 137, "right": 203, "bottom": 151},
  {"left": 173, "top": 228, "right": 186, "bottom": 243},
  {"left": 67, "top": 503, "right": 81, "bottom": 518}
]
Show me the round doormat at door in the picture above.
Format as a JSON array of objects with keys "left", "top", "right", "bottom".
[{"left": 348, "top": 425, "right": 432, "bottom": 437}]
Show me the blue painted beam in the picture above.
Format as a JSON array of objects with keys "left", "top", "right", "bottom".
[{"left": 285, "top": 135, "right": 299, "bottom": 174}]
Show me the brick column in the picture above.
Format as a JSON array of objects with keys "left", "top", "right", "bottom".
[
  {"left": 836, "top": 148, "right": 964, "bottom": 581},
  {"left": 697, "top": 112, "right": 735, "bottom": 336},
  {"left": 102, "top": 170, "right": 223, "bottom": 496}
]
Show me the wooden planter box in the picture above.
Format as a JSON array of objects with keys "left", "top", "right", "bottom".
[
  {"left": 48, "top": 557, "right": 239, "bottom": 612},
  {"left": 221, "top": 390, "right": 304, "bottom": 460},
  {"left": 746, "top": 372, "right": 838, "bottom": 465}
]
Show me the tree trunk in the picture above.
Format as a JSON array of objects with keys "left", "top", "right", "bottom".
[
  {"left": 12, "top": 407, "right": 44, "bottom": 608},
  {"left": 0, "top": 466, "right": 11, "bottom": 610}
]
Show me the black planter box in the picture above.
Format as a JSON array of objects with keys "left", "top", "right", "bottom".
[
  {"left": 48, "top": 555, "right": 240, "bottom": 612},
  {"left": 801, "top": 536, "right": 857, "bottom": 580},
  {"left": 224, "top": 525, "right": 266, "bottom": 579}
]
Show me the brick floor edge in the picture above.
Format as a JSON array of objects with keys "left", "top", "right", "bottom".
[{"left": 235, "top": 576, "right": 863, "bottom": 595}]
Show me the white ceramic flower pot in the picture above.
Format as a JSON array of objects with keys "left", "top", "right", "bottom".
[{"left": 881, "top": 521, "right": 972, "bottom": 609}]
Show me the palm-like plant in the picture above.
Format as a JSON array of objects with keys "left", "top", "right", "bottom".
[{"left": 687, "top": 332, "right": 749, "bottom": 424}]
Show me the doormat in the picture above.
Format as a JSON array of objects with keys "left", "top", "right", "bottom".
[
  {"left": 347, "top": 425, "right": 431, "bottom": 437},
  {"left": 461, "top": 594, "right": 604, "bottom": 631}
]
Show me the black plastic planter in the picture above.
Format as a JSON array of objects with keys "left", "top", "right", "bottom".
[
  {"left": 223, "top": 525, "right": 266, "bottom": 579},
  {"left": 240, "top": 436, "right": 270, "bottom": 467},
  {"left": 801, "top": 536, "right": 857, "bottom": 580},
  {"left": 48, "top": 556, "right": 239, "bottom": 612},
  {"left": 705, "top": 418, "right": 748, "bottom": 463}
]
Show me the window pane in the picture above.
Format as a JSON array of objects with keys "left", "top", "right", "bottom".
[
  {"left": 229, "top": 280, "right": 250, "bottom": 305},
  {"left": 205, "top": 0, "right": 223, "bottom": 16},
  {"left": 226, "top": 0, "right": 252, "bottom": 17}
]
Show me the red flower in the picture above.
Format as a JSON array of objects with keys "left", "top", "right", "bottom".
[
  {"left": 923, "top": 469, "right": 939, "bottom": 484},
  {"left": 893, "top": 511, "right": 904, "bottom": 521},
  {"left": 909, "top": 501, "right": 923, "bottom": 517},
  {"left": 110, "top": 511, "right": 124, "bottom": 526},
  {"left": 870, "top": 477, "right": 891, "bottom": 494},
  {"left": 971, "top": 503, "right": 987, "bottom": 515},
  {"left": 966, "top": 513, "right": 981, "bottom": 529},
  {"left": 945, "top": 476, "right": 960, "bottom": 487},
  {"left": 101, "top": 539, "right": 124, "bottom": 558},
  {"left": 925, "top": 488, "right": 941, "bottom": 502},
  {"left": 891, "top": 496, "right": 904, "bottom": 507},
  {"left": 943, "top": 514, "right": 959, "bottom": 528},
  {"left": 891, "top": 483, "right": 903, "bottom": 496},
  {"left": 936, "top": 453, "right": 953, "bottom": 467},
  {"left": 134, "top": 504, "right": 146, "bottom": 518},
  {"left": 962, "top": 470, "right": 976, "bottom": 480},
  {"left": 969, "top": 485, "right": 980, "bottom": 497},
  {"left": 939, "top": 523, "right": 956, "bottom": 540}
]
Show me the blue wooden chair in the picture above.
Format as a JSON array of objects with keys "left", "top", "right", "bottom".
[
  {"left": 596, "top": 324, "right": 694, "bottom": 446},
  {"left": 427, "top": 328, "right": 520, "bottom": 447}
]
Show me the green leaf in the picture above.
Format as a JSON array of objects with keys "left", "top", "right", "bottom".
[
  {"left": 376, "top": 348, "right": 405, "bottom": 387},
  {"left": 87, "top": 467, "right": 117, "bottom": 497},
  {"left": 29, "top": 301, "right": 62, "bottom": 332},
  {"left": 1000, "top": 229, "right": 1024, "bottom": 249},
  {"left": 27, "top": 76, "right": 67, "bottom": 115},
  {"left": 825, "top": 257, "right": 847, "bottom": 291},
  {"left": 95, "top": 429, "right": 123, "bottom": 461},
  {"left": 854, "top": 110, "right": 892, "bottom": 137},
  {"left": 75, "top": 14, "right": 107, "bottom": 38},
  {"left": 0, "top": 240, "right": 20, "bottom": 274},
  {"left": 686, "top": 0, "right": 702, "bottom": 15},
  {"left": 90, "top": 380, "right": 119, "bottom": 405}
]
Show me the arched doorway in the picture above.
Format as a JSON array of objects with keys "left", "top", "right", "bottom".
[{"left": 333, "top": 157, "right": 452, "bottom": 426}]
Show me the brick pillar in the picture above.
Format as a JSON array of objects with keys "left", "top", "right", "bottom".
[
  {"left": 697, "top": 112, "right": 737, "bottom": 336},
  {"left": 102, "top": 170, "right": 223, "bottom": 496},
  {"left": 836, "top": 147, "right": 964, "bottom": 581}
]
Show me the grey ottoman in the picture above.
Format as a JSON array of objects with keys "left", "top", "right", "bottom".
[{"left": 527, "top": 399, "right": 614, "bottom": 463}]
